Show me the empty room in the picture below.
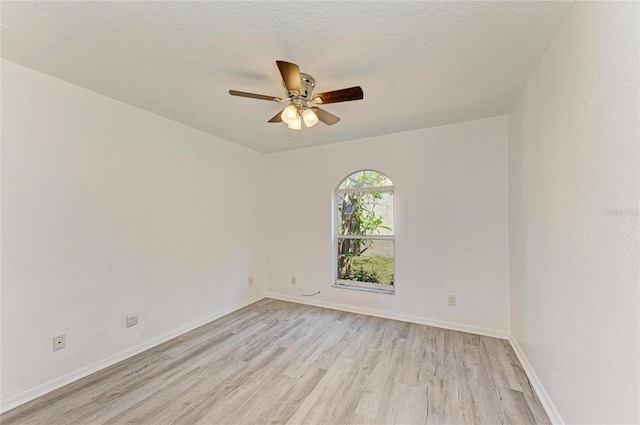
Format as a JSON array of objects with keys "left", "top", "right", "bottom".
[{"left": 1, "top": 1, "right": 638, "bottom": 424}]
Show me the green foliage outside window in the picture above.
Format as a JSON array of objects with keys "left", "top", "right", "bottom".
[{"left": 337, "top": 171, "right": 393, "bottom": 285}]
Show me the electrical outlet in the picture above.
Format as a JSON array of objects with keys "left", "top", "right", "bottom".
[
  {"left": 126, "top": 313, "right": 139, "bottom": 328},
  {"left": 447, "top": 295, "right": 457, "bottom": 306},
  {"left": 53, "top": 334, "right": 66, "bottom": 351},
  {"left": 248, "top": 276, "right": 254, "bottom": 286},
  {"left": 291, "top": 276, "right": 297, "bottom": 285}
]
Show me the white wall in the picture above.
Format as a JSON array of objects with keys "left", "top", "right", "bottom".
[
  {"left": 508, "top": 2, "right": 639, "bottom": 424},
  {"left": 1, "top": 60, "right": 266, "bottom": 408},
  {"left": 265, "top": 116, "right": 510, "bottom": 336}
]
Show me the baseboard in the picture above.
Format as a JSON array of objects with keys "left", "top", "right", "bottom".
[
  {"left": 265, "top": 292, "right": 509, "bottom": 339},
  {"left": 508, "top": 335, "right": 564, "bottom": 425},
  {"left": 0, "top": 295, "right": 266, "bottom": 414}
]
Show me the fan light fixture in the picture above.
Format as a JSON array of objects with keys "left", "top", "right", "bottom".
[
  {"left": 288, "top": 113, "right": 302, "bottom": 130},
  {"left": 302, "top": 108, "right": 319, "bottom": 127},
  {"left": 281, "top": 105, "right": 319, "bottom": 131},
  {"left": 281, "top": 105, "right": 297, "bottom": 125}
]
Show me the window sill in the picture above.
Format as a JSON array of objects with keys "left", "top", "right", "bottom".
[{"left": 332, "top": 283, "right": 395, "bottom": 295}]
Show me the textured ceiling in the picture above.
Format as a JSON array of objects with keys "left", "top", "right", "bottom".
[{"left": 1, "top": 1, "right": 574, "bottom": 153}]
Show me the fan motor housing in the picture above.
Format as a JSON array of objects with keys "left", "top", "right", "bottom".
[{"left": 299, "top": 73, "right": 315, "bottom": 99}]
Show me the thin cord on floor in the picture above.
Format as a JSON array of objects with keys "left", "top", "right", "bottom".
[{"left": 302, "top": 291, "right": 320, "bottom": 297}]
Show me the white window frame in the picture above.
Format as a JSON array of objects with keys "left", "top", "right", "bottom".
[{"left": 332, "top": 171, "right": 395, "bottom": 295}]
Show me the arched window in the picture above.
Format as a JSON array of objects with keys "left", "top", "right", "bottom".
[{"left": 334, "top": 170, "right": 394, "bottom": 293}]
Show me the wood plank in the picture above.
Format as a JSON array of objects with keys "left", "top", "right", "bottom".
[{"left": 1, "top": 299, "right": 551, "bottom": 425}]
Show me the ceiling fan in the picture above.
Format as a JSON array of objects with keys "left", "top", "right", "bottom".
[{"left": 229, "top": 60, "right": 364, "bottom": 130}]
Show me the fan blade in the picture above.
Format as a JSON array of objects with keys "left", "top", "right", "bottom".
[
  {"left": 276, "top": 60, "right": 303, "bottom": 96},
  {"left": 311, "top": 107, "right": 341, "bottom": 126},
  {"left": 229, "top": 90, "right": 282, "bottom": 102},
  {"left": 268, "top": 108, "right": 285, "bottom": 123},
  {"left": 312, "top": 86, "right": 363, "bottom": 104}
]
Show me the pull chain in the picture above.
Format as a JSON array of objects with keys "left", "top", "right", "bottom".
[{"left": 288, "top": 133, "right": 302, "bottom": 148}]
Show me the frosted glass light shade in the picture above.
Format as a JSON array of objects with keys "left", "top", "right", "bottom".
[
  {"left": 288, "top": 114, "right": 301, "bottom": 130},
  {"left": 302, "top": 108, "right": 319, "bottom": 127},
  {"left": 288, "top": 114, "right": 302, "bottom": 130},
  {"left": 281, "top": 105, "right": 298, "bottom": 125}
]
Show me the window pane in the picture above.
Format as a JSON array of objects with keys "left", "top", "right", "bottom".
[
  {"left": 337, "top": 191, "right": 393, "bottom": 235},
  {"left": 337, "top": 239, "right": 394, "bottom": 285},
  {"left": 338, "top": 170, "right": 393, "bottom": 190}
]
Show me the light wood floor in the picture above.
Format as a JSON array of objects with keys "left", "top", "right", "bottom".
[{"left": 1, "top": 299, "right": 550, "bottom": 425}]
